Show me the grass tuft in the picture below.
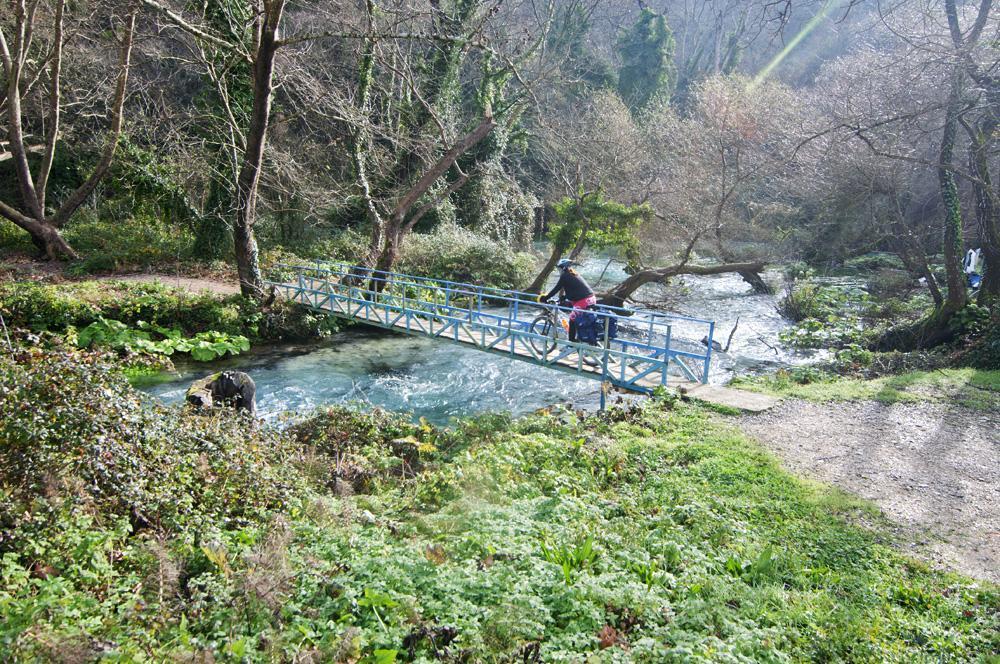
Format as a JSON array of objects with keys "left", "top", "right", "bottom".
[{"left": 733, "top": 368, "right": 1000, "bottom": 411}]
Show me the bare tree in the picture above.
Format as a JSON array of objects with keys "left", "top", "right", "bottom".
[
  {"left": 137, "top": 0, "right": 293, "bottom": 298},
  {"left": 602, "top": 74, "right": 808, "bottom": 303},
  {"left": 232, "top": 0, "right": 284, "bottom": 300},
  {"left": 804, "top": 47, "right": 949, "bottom": 304},
  {"left": 0, "top": 1, "right": 137, "bottom": 259},
  {"left": 344, "top": 0, "right": 560, "bottom": 277}
]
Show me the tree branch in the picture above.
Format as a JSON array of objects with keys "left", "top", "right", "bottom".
[
  {"left": 138, "top": 0, "right": 244, "bottom": 55},
  {"left": 0, "top": 197, "right": 35, "bottom": 228},
  {"left": 52, "top": 8, "right": 137, "bottom": 227},
  {"left": 600, "top": 261, "right": 767, "bottom": 307},
  {"left": 945, "top": 0, "right": 997, "bottom": 88},
  {"left": 34, "top": 0, "right": 64, "bottom": 212},
  {"left": 390, "top": 111, "right": 496, "bottom": 224},
  {"left": 402, "top": 172, "right": 471, "bottom": 235}
]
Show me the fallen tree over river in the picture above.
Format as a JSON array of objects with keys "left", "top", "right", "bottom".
[{"left": 599, "top": 261, "right": 767, "bottom": 308}]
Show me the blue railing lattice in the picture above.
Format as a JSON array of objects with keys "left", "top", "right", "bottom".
[{"left": 266, "top": 261, "right": 715, "bottom": 392}]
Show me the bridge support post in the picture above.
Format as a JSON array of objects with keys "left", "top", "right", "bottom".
[
  {"left": 600, "top": 316, "right": 612, "bottom": 412},
  {"left": 664, "top": 325, "right": 672, "bottom": 381},
  {"left": 702, "top": 321, "right": 715, "bottom": 384}
]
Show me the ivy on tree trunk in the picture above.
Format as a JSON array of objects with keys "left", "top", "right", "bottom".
[
  {"left": 938, "top": 65, "right": 968, "bottom": 316},
  {"left": 232, "top": 0, "right": 284, "bottom": 300}
]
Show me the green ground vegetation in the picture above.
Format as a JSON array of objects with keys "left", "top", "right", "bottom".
[
  {"left": 0, "top": 280, "right": 340, "bottom": 352},
  {"left": 1, "top": 349, "right": 996, "bottom": 662},
  {"left": 778, "top": 278, "right": 935, "bottom": 350},
  {"left": 775, "top": 264, "right": 996, "bottom": 372},
  {"left": 1, "top": 211, "right": 537, "bottom": 292},
  {"left": 733, "top": 367, "right": 1000, "bottom": 412},
  {"left": 0, "top": 210, "right": 207, "bottom": 277}
]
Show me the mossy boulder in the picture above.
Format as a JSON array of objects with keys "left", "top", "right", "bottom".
[{"left": 186, "top": 370, "right": 256, "bottom": 414}]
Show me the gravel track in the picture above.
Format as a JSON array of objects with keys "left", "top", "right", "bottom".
[{"left": 738, "top": 399, "right": 999, "bottom": 583}]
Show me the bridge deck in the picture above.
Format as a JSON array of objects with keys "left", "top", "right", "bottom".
[
  {"left": 267, "top": 262, "right": 778, "bottom": 412},
  {"left": 307, "top": 285, "right": 698, "bottom": 392}
]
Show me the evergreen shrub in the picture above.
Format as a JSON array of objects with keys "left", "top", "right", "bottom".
[{"left": 399, "top": 226, "right": 535, "bottom": 290}]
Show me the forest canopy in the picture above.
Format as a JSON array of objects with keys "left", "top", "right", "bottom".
[{"left": 1, "top": 0, "right": 998, "bottom": 340}]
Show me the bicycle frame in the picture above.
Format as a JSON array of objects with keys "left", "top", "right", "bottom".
[{"left": 543, "top": 301, "right": 571, "bottom": 334}]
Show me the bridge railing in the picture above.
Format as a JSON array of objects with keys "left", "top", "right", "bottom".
[{"left": 269, "top": 260, "right": 716, "bottom": 385}]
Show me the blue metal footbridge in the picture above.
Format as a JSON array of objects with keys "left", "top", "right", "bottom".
[{"left": 266, "top": 261, "right": 720, "bottom": 396}]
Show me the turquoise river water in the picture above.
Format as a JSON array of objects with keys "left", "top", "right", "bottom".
[{"left": 141, "top": 260, "right": 827, "bottom": 425}]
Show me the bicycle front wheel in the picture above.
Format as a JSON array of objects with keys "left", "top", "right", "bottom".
[{"left": 528, "top": 316, "right": 557, "bottom": 356}]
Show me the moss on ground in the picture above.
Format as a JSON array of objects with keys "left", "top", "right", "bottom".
[
  {"left": 733, "top": 368, "right": 1000, "bottom": 412},
  {"left": 1, "top": 351, "right": 997, "bottom": 662}
]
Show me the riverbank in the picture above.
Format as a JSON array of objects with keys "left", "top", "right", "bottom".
[
  {"left": 1, "top": 347, "right": 997, "bottom": 661},
  {"left": 740, "top": 398, "right": 1000, "bottom": 584}
]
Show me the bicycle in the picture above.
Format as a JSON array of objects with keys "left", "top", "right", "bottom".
[
  {"left": 527, "top": 298, "right": 569, "bottom": 356},
  {"left": 526, "top": 299, "right": 601, "bottom": 366}
]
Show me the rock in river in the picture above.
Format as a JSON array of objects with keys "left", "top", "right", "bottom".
[{"left": 186, "top": 370, "right": 257, "bottom": 415}]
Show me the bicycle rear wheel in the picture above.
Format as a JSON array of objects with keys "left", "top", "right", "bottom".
[{"left": 528, "top": 316, "right": 557, "bottom": 356}]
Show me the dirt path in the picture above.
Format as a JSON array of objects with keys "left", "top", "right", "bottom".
[
  {"left": 106, "top": 273, "right": 240, "bottom": 296},
  {"left": 738, "top": 399, "right": 999, "bottom": 584},
  {"left": 0, "top": 254, "right": 241, "bottom": 296}
]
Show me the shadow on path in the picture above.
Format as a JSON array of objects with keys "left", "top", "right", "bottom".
[{"left": 739, "top": 398, "right": 1000, "bottom": 583}]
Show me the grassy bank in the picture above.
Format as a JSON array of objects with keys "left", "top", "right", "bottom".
[
  {"left": 0, "top": 280, "right": 341, "bottom": 378},
  {"left": 2, "top": 218, "right": 537, "bottom": 291},
  {"left": 1, "top": 350, "right": 996, "bottom": 662},
  {"left": 0, "top": 279, "right": 340, "bottom": 342},
  {"left": 733, "top": 368, "right": 1000, "bottom": 412}
]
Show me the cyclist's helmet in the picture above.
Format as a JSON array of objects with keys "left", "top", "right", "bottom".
[{"left": 556, "top": 259, "right": 577, "bottom": 270}]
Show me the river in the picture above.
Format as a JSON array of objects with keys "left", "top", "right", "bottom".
[{"left": 140, "top": 258, "right": 825, "bottom": 425}]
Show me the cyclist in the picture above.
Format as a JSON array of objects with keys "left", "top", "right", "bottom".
[{"left": 538, "top": 258, "right": 597, "bottom": 342}]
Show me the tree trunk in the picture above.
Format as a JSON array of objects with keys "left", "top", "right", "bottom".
[
  {"left": 737, "top": 270, "right": 771, "bottom": 294},
  {"left": 49, "top": 9, "right": 135, "bottom": 229},
  {"left": 232, "top": 0, "right": 284, "bottom": 300},
  {"left": 875, "top": 311, "right": 958, "bottom": 351},
  {"left": 713, "top": 239, "right": 771, "bottom": 294},
  {"left": 375, "top": 230, "right": 401, "bottom": 277},
  {"left": 968, "top": 115, "right": 1000, "bottom": 308},
  {"left": 530, "top": 194, "right": 593, "bottom": 294},
  {"left": 527, "top": 243, "right": 565, "bottom": 294},
  {"left": 0, "top": 5, "right": 135, "bottom": 260},
  {"left": 600, "top": 261, "right": 766, "bottom": 308},
  {"left": 938, "top": 65, "right": 968, "bottom": 316},
  {"left": 890, "top": 219, "right": 944, "bottom": 307},
  {"left": 567, "top": 223, "right": 590, "bottom": 261},
  {"left": 353, "top": 0, "right": 383, "bottom": 267},
  {"left": 369, "top": 115, "right": 496, "bottom": 278},
  {"left": 0, "top": 200, "right": 79, "bottom": 259},
  {"left": 945, "top": 0, "right": 999, "bottom": 308},
  {"left": 978, "top": 247, "right": 1000, "bottom": 305},
  {"left": 879, "top": 65, "right": 970, "bottom": 352}
]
